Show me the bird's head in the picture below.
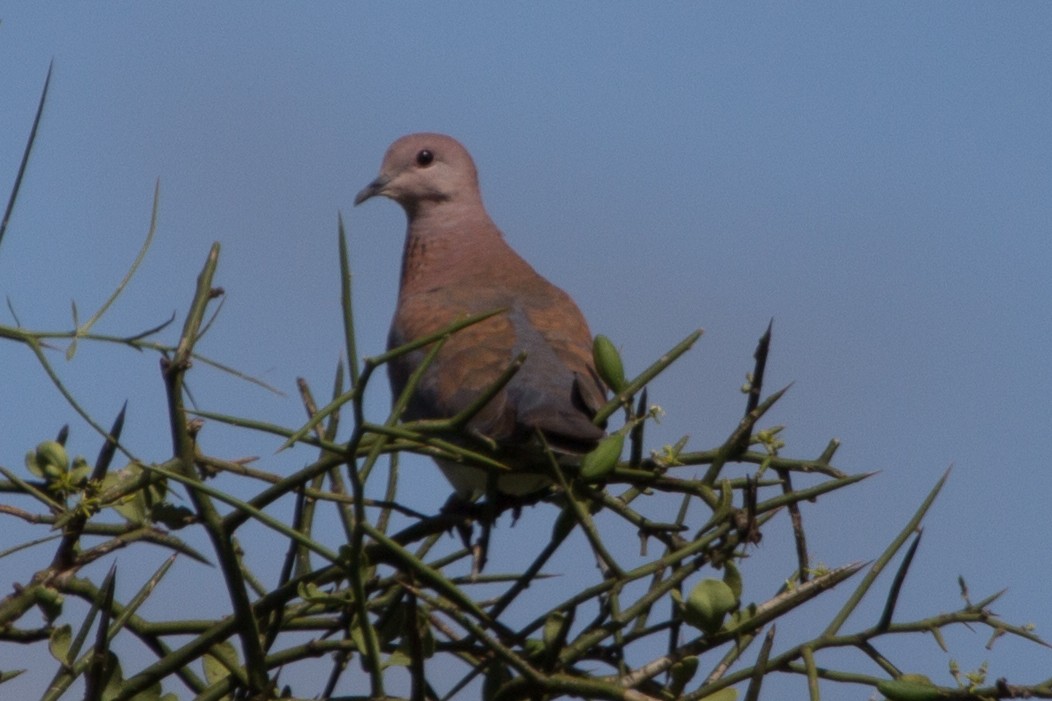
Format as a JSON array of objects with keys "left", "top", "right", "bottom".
[{"left": 354, "top": 133, "right": 482, "bottom": 214}]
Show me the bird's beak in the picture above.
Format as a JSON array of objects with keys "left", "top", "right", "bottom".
[{"left": 354, "top": 175, "right": 389, "bottom": 206}]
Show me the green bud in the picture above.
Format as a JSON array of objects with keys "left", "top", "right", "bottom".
[
  {"left": 26, "top": 441, "right": 69, "bottom": 480},
  {"left": 592, "top": 335, "right": 627, "bottom": 392}
]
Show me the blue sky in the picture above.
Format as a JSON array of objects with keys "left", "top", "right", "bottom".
[{"left": 2, "top": 3, "right": 1050, "bottom": 698}]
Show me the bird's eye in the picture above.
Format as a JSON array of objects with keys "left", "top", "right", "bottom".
[{"left": 416, "top": 149, "right": 434, "bottom": 166}]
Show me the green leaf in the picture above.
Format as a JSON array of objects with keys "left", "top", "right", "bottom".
[
  {"left": 150, "top": 502, "right": 194, "bottom": 530},
  {"left": 684, "top": 579, "right": 738, "bottom": 634},
  {"left": 99, "top": 651, "right": 124, "bottom": 701},
  {"left": 668, "top": 656, "right": 699, "bottom": 696},
  {"left": 101, "top": 465, "right": 150, "bottom": 524},
  {"left": 112, "top": 493, "right": 148, "bottom": 524},
  {"left": 69, "top": 458, "right": 91, "bottom": 486},
  {"left": 723, "top": 560, "right": 743, "bottom": 600},
  {"left": 383, "top": 650, "right": 412, "bottom": 669},
  {"left": 579, "top": 433, "right": 624, "bottom": 480},
  {"left": 542, "top": 611, "right": 569, "bottom": 649},
  {"left": 47, "top": 624, "right": 72, "bottom": 664},
  {"left": 202, "top": 641, "right": 239, "bottom": 686}
]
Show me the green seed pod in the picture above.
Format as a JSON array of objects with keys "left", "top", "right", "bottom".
[
  {"left": 579, "top": 433, "right": 624, "bottom": 481},
  {"left": 592, "top": 335, "right": 626, "bottom": 392}
]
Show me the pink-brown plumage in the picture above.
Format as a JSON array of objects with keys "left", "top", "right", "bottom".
[{"left": 356, "top": 133, "right": 606, "bottom": 496}]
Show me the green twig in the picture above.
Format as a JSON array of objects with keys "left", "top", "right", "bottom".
[
  {"left": 67, "top": 181, "right": 159, "bottom": 359},
  {"left": 161, "top": 243, "right": 268, "bottom": 694}
]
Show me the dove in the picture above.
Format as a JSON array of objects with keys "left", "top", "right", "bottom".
[{"left": 355, "top": 133, "right": 606, "bottom": 497}]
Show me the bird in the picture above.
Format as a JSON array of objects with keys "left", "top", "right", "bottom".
[{"left": 354, "top": 133, "right": 607, "bottom": 499}]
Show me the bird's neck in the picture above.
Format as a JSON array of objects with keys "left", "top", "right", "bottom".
[{"left": 399, "top": 202, "right": 531, "bottom": 293}]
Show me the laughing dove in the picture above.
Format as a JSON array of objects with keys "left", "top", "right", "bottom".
[{"left": 355, "top": 133, "right": 607, "bottom": 497}]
